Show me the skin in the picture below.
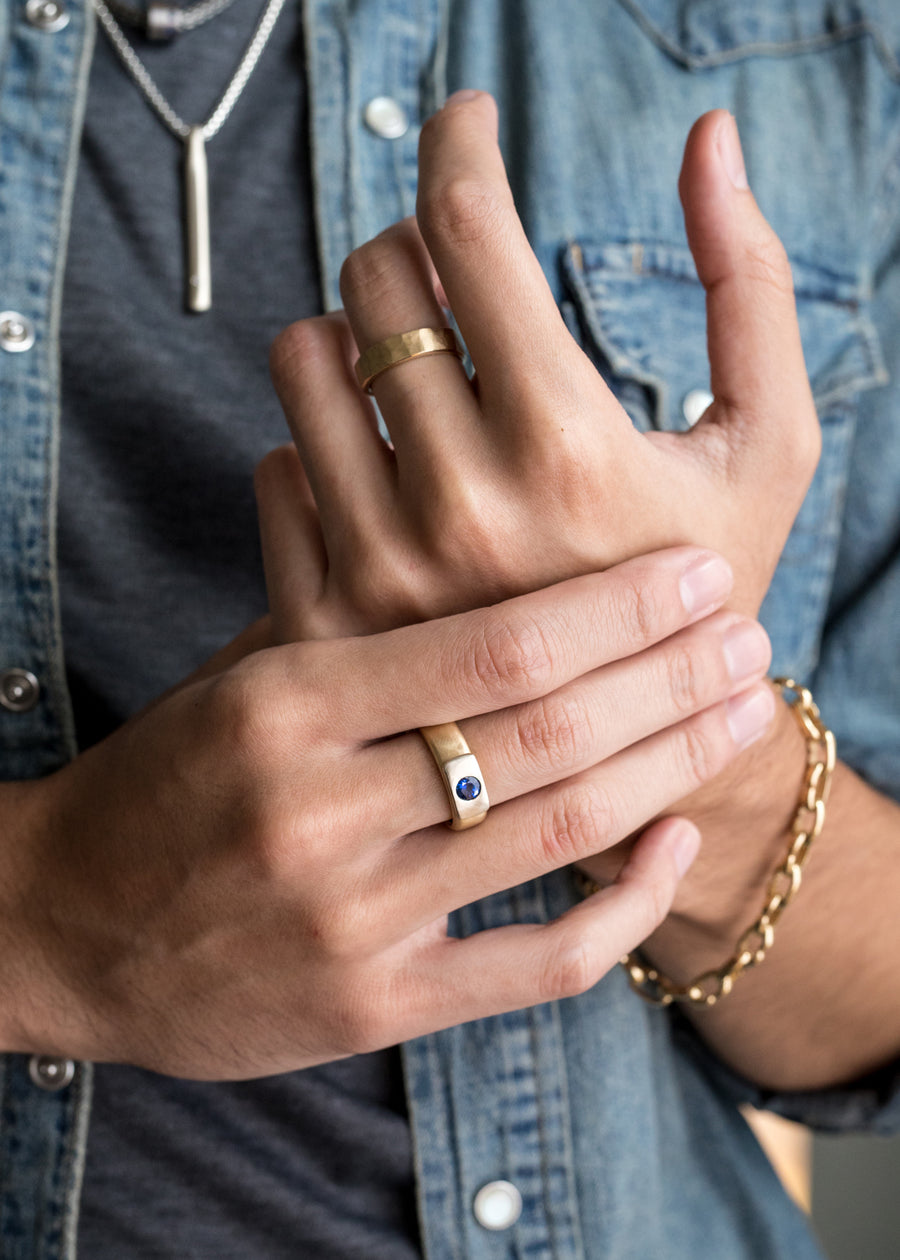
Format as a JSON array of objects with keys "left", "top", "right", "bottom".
[
  {"left": 257, "top": 95, "right": 900, "bottom": 1091},
  {"left": 0, "top": 545, "right": 768, "bottom": 1077}
]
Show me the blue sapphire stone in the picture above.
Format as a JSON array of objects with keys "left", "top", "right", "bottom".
[{"left": 455, "top": 776, "right": 482, "bottom": 802}]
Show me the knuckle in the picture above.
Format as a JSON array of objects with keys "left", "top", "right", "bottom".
[
  {"left": 418, "top": 493, "right": 525, "bottom": 603},
  {"left": 209, "top": 648, "right": 330, "bottom": 763},
  {"left": 205, "top": 661, "right": 275, "bottom": 763},
  {"left": 341, "top": 547, "right": 445, "bottom": 630},
  {"left": 642, "top": 870, "right": 674, "bottom": 931},
  {"left": 515, "top": 691, "right": 589, "bottom": 774},
  {"left": 617, "top": 575, "right": 664, "bottom": 645},
  {"left": 538, "top": 782, "right": 615, "bottom": 869},
  {"left": 468, "top": 613, "right": 556, "bottom": 700},
  {"left": 675, "top": 715, "right": 724, "bottom": 790},
  {"left": 665, "top": 640, "right": 704, "bottom": 717},
  {"left": 245, "top": 804, "right": 312, "bottom": 885},
  {"left": 744, "top": 232, "right": 794, "bottom": 299},
  {"left": 305, "top": 887, "right": 376, "bottom": 964},
  {"left": 330, "top": 969, "right": 396, "bottom": 1055},
  {"left": 540, "top": 934, "right": 596, "bottom": 1002},
  {"left": 269, "top": 316, "right": 334, "bottom": 389},
  {"left": 339, "top": 234, "right": 411, "bottom": 312},
  {"left": 419, "top": 175, "right": 506, "bottom": 250}
]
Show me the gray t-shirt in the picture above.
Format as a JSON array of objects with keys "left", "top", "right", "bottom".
[{"left": 58, "top": 3, "right": 420, "bottom": 1254}]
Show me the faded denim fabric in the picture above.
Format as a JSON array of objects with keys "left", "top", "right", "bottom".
[{"left": 2, "top": 0, "right": 900, "bottom": 1256}]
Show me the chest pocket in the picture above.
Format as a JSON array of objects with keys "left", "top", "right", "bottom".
[
  {"left": 560, "top": 239, "right": 887, "bottom": 680},
  {"left": 616, "top": 0, "right": 900, "bottom": 79}
]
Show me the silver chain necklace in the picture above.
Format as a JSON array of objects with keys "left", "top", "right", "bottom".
[
  {"left": 105, "top": 0, "right": 241, "bottom": 42},
  {"left": 92, "top": 0, "right": 288, "bottom": 311}
]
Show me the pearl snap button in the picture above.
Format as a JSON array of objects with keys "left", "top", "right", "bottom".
[
  {"left": 0, "top": 311, "right": 36, "bottom": 353},
  {"left": 473, "top": 1180, "right": 523, "bottom": 1231},
  {"left": 28, "top": 1055, "right": 75, "bottom": 1091},
  {"left": 682, "top": 387, "right": 714, "bottom": 428},
  {"left": 25, "top": 0, "right": 70, "bottom": 32},
  {"left": 0, "top": 668, "right": 41, "bottom": 713},
  {"left": 363, "top": 96, "right": 409, "bottom": 139}
]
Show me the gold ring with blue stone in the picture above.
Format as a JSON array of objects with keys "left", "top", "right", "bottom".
[{"left": 419, "top": 721, "right": 490, "bottom": 830}]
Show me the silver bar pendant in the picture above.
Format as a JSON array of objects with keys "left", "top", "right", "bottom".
[{"left": 184, "top": 126, "right": 212, "bottom": 312}]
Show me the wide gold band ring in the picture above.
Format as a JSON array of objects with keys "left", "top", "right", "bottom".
[
  {"left": 419, "top": 721, "right": 490, "bottom": 830},
  {"left": 355, "top": 327, "right": 463, "bottom": 395}
]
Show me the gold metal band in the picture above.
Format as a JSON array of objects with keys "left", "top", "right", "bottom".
[
  {"left": 419, "top": 721, "right": 490, "bottom": 830},
  {"left": 355, "top": 327, "right": 463, "bottom": 394}
]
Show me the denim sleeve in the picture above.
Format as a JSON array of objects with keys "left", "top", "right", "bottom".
[{"left": 672, "top": 1010, "right": 900, "bottom": 1136}]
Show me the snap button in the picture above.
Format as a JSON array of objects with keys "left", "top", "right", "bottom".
[
  {"left": 28, "top": 1055, "right": 75, "bottom": 1091},
  {"left": 363, "top": 96, "right": 409, "bottom": 140},
  {"left": 682, "top": 387, "right": 714, "bottom": 428},
  {"left": 0, "top": 311, "right": 36, "bottom": 353},
  {"left": 473, "top": 1180, "right": 523, "bottom": 1231},
  {"left": 25, "top": 0, "right": 70, "bottom": 32},
  {"left": 0, "top": 668, "right": 41, "bottom": 713}
]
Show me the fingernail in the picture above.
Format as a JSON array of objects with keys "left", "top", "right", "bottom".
[
  {"left": 723, "top": 621, "right": 770, "bottom": 683},
  {"left": 445, "top": 89, "right": 482, "bottom": 105},
  {"left": 671, "top": 820, "right": 702, "bottom": 878},
  {"left": 679, "top": 553, "right": 733, "bottom": 617},
  {"left": 717, "top": 114, "right": 749, "bottom": 190},
  {"left": 726, "top": 685, "right": 775, "bottom": 750}
]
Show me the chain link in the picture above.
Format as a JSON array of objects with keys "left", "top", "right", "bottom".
[
  {"left": 577, "top": 678, "right": 836, "bottom": 1008},
  {"left": 92, "top": 0, "right": 288, "bottom": 141}
]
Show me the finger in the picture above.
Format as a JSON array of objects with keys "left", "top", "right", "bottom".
[
  {"left": 281, "top": 546, "right": 734, "bottom": 741},
  {"left": 381, "top": 683, "right": 772, "bottom": 930},
  {"left": 377, "top": 606, "right": 769, "bottom": 840},
  {"left": 255, "top": 445, "right": 327, "bottom": 641},
  {"left": 678, "top": 111, "right": 819, "bottom": 464},
  {"left": 269, "top": 312, "right": 396, "bottom": 537},
  {"left": 396, "top": 816, "right": 698, "bottom": 1035},
  {"left": 339, "top": 218, "right": 479, "bottom": 457},
  {"left": 415, "top": 92, "right": 582, "bottom": 410}
]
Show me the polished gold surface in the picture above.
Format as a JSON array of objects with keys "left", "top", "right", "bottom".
[
  {"left": 355, "top": 327, "right": 462, "bottom": 394},
  {"left": 419, "top": 720, "right": 490, "bottom": 831}
]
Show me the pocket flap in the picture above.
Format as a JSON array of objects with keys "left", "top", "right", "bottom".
[
  {"left": 617, "top": 0, "right": 900, "bottom": 79},
  {"left": 562, "top": 239, "right": 887, "bottom": 432}
]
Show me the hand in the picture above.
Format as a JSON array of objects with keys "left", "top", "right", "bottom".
[
  {"left": 0, "top": 550, "right": 770, "bottom": 1078},
  {"left": 260, "top": 98, "right": 819, "bottom": 647}
]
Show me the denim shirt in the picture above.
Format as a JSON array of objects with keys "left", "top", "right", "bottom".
[{"left": 3, "top": 1, "right": 900, "bottom": 1257}]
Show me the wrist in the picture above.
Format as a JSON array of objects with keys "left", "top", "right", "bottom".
[{"left": 0, "top": 776, "right": 73, "bottom": 1053}]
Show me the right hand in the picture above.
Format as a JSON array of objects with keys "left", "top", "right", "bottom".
[{"left": 0, "top": 547, "right": 771, "bottom": 1080}]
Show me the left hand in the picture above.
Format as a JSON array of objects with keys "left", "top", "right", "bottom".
[
  {"left": 257, "top": 95, "right": 815, "bottom": 919},
  {"left": 259, "top": 95, "right": 819, "bottom": 647}
]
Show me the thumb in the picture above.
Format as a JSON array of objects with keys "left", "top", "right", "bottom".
[{"left": 679, "top": 110, "right": 819, "bottom": 469}]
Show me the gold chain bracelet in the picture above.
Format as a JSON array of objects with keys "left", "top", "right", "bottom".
[{"left": 576, "top": 678, "right": 836, "bottom": 1008}]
